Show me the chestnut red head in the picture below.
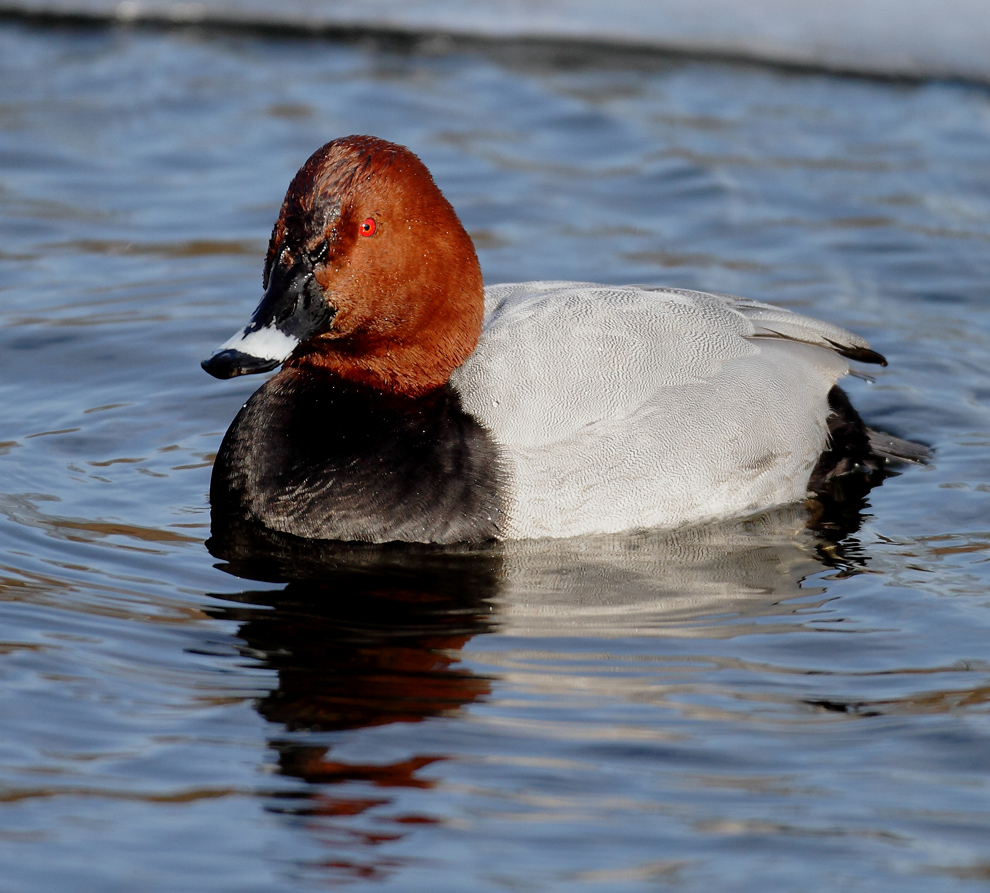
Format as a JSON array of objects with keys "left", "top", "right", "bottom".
[{"left": 203, "top": 136, "right": 484, "bottom": 396}]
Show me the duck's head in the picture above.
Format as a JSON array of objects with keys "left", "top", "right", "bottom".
[{"left": 202, "top": 136, "right": 484, "bottom": 396}]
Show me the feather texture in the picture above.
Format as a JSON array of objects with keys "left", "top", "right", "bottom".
[{"left": 452, "top": 282, "right": 867, "bottom": 538}]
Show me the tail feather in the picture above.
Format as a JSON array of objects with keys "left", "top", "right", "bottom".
[
  {"left": 809, "top": 386, "right": 930, "bottom": 497},
  {"left": 866, "top": 429, "right": 931, "bottom": 465}
]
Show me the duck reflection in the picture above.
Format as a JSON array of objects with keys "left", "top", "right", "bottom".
[
  {"left": 204, "top": 495, "right": 875, "bottom": 878},
  {"left": 206, "top": 491, "right": 876, "bottom": 722},
  {"left": 210, "top": 539, "right": 499, "bottom": 730},
  {"left": 206, "top": 531, "right": 500, "bottom": 876}
]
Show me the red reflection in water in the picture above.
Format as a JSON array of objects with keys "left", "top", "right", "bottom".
[{"left": 209, "top": 541, "right": 500, "bottom": 881}]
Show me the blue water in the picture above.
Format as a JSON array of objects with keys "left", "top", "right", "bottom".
[{"left": 1, "top": 20, "right": 989, "bottom": 892}]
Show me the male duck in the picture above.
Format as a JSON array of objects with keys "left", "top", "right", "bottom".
[{"left": 203, "top": 135, "right": 922, "bottom": 543}]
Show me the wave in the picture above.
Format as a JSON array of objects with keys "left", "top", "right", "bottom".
[{"left": 4, "top": 0, "right": 990, "bottom": 83}]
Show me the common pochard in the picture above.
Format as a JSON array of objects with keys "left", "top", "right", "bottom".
[{"left": 203, "top": 135, "right": 923, "bottom": 544}]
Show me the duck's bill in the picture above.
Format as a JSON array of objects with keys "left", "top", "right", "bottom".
[
  {"left": 201, "top": 258, "right": 335, "bottom": 380},
  {"left": 201, "top": 320, "right": 301, "bottom": 379}
]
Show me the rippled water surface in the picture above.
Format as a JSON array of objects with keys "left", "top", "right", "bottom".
[{"left": 1, "top": 20, "right": 990, "bottom": 892}]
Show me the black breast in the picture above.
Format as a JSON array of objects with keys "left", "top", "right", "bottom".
[{"left": 210, "top": 367, "right": 507, "bottom": 544}]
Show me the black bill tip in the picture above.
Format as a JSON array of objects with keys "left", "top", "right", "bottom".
[{"left": 201, "top": 349, "right": 281, "bottom": 380}]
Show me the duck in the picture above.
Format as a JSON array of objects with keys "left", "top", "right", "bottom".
[{"left": 202, "top": 135, "right": 924, "bottom": 544}]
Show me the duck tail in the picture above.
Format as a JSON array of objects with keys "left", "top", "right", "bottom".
[
  {"left": 809, "top": 386, "right": 930, "bottom": 497},
  {"left": 865, "top": 428, "right": 931, "bottom": 465}
]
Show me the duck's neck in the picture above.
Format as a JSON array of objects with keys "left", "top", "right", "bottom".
[{"left": 290, "top": 270, "right": 485, "bottom": 398}]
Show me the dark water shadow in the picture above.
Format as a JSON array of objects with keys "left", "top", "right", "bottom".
[
  {"left": 207, "top": 538, "right": 502, "bottom": 733},
  {"left": 205, "top": 533, "right": 502, "bottom": 870}
]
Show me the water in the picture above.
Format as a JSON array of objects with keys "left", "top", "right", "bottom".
[
  {"left": 1, "top": 20, "right": 989, "bottom": 892},
  {"left": 7, "top": 0, "right": 990, "bottom": 82}
]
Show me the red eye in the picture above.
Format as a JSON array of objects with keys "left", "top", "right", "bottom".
[{"left": 359, "top": 218, "right": 377, "bottom": 237}]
